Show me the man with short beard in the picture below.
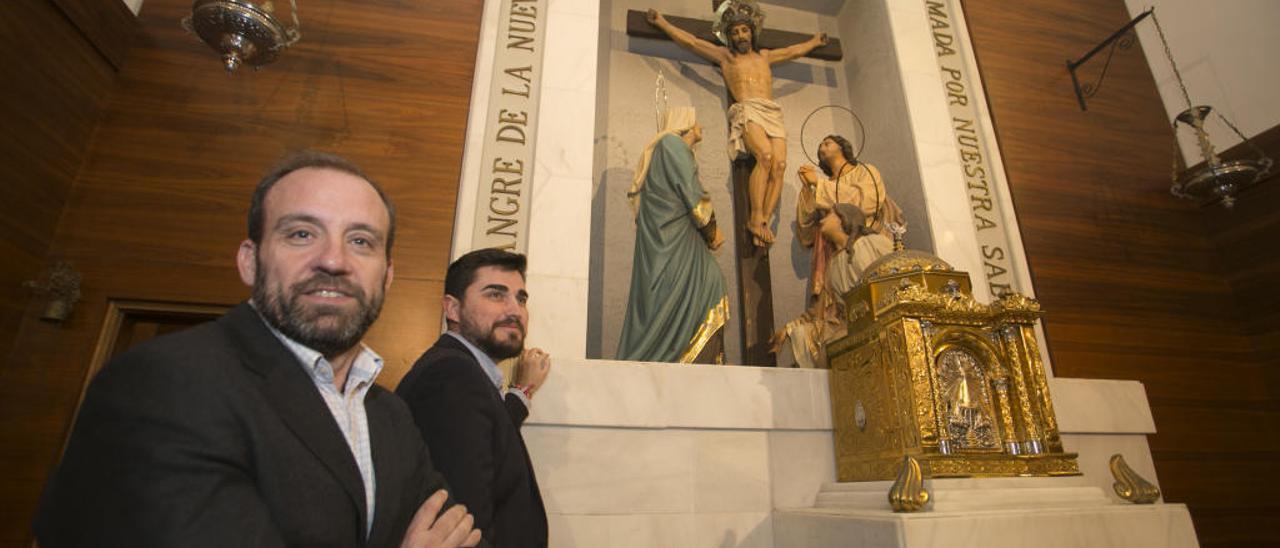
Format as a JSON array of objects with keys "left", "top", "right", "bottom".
[
  {"left": 36, "top": 151, "right": 482, "bottom": 548},
  {"left": 397, "top": 249, "right": 551, "bottom": 548}
]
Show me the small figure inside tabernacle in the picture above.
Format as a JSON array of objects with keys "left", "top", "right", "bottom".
[
  {"left": 647, "top": 1, "right": 828, "bottom": 247},
  {"left": 618, "top": 107, "right": 729, "bottom": 364},
  {"left": 773, "top": 134, "right": 905, "bottom": 368}
]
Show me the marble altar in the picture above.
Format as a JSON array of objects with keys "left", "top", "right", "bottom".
[{"left": 446, "top": 0, "right": 1198, "bottom": 546}]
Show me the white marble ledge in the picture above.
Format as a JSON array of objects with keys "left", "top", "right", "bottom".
[
  {"left": 526, "top": 359, "right": 832, "bottom": 430},
  {"left": 547, "top": 511, "right": 773, "bottom": 548},
  {"left": 814, "top": 477, "right": 1111, "bottom": 513},
  {"left": 775, "top": 503, "right": 1199, "bottom": 548},
  {"left": 527, "top": 358, "right": 1155, "bottom": 435},
  {"left": 1049, "top": 377, "right": 1156, "bottom": 435}
]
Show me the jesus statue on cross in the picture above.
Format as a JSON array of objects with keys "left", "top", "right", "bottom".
[{"left": 647, "top": 1, "right": 828, "bottom": 247}]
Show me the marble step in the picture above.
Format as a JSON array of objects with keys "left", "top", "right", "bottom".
[
  {"left": 773, "top": 503, "right": 1199, "bottom": 548},
  {"left": 812, "top": 478, "right": 1114, "bottom": 513}
]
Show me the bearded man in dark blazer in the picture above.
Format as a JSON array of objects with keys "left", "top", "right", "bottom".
[
  {"left": 397, "top": 249, "right": 551, "bottom": 548},
  {"left": 36, "top": 151, "right": 482, "bottom": 548}
]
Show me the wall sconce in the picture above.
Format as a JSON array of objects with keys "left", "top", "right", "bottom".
[
  {"left": 24, "top": 261, "right": 83, "bottom": 323},
  {"left": 1067, "top": 8, "right": 1272, "bottom": 208},
  {"left": 181, "top": 0, "right": 301, "bottom": 72}
]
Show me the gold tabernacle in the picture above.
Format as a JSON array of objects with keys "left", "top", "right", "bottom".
[{"left": 826, "top": 247, "right": 1079, "bottom": 481}]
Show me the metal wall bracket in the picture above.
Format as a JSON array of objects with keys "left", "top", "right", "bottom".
[{"left": 1066, "top": 8, "right": 1152, "bottom": 111}]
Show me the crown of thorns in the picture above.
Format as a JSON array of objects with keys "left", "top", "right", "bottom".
[{"left": 711, "top": 0, "right": 765, "bottom": 47}]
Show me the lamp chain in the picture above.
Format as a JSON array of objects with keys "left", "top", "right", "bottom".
[
  {"left": 1169, "top": 134, "right": 1182, "bottom": 191},
  {"left": 285, "top": 0, "right": 301, "bottom": 45},
  {"left": 1215, "top": 111, "right": 1273, "bottom": 174},
  {"left": 1155, "top": 11, "right": 1272, "bottom": 176},
  {"left": 1149, "top": 10, "right": 1192, "bottom": 113}
]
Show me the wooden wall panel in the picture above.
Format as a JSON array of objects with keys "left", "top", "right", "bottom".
[
  {"left": 1204, "top": 126, "right": 1280, "bottom": 416},
  {"left": 960, "top": 1, "right": 1280, "bottom": 546},
  {"left": 0, "top": 0, "right": 121, "bottom": 382},
  {"left": 50, "top": 0, "right": 137, "bottom": 70},
  {"left": 0, "top": 0, "right": 484, "bottom": 544}
]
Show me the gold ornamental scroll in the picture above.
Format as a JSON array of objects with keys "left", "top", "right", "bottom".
[{"left": 471, "top": 0, "right": 548, "bottom": 252}]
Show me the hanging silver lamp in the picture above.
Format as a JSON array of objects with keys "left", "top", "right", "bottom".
[
  {"left": 1170, "top": 105, "right": 1272, "bottom": 208},
  {"left": 182, "top": 0, "right": 301, "bottom": 72},
  {"left": 1151, "top": 12, "right": 1272, "bottom": 208},
  {"left": 1067, "top": 9, "right": 1272, "bottom": 209}
]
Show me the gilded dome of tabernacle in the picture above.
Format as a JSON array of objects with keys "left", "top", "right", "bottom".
[{"left": 862, "top": 249, "right": 953, "bottom": 280}]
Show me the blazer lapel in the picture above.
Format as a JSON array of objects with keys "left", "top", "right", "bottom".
[
  {"left": 365, "top": 390, "right": 402, "bottom": 547},
  {"left": 219, "top": 303, "right": 369, "bottom": 533}
]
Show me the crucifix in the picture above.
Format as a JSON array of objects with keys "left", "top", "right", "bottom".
[{"left": 626, "top": 1, "right": 843, "bottom": 365}]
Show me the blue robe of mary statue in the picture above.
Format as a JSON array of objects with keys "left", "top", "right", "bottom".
[{"left": 618, "top": 134, "right": 728, "bottom": 363}]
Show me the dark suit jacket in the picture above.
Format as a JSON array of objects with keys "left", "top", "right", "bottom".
[
  {"left": 36, "top": 302, "right": 452, "bottom": 548},
  {"left": 396, "top": 335, "right": 548, "bottom": 548}
]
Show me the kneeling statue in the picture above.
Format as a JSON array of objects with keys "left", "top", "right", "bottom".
[{"left": 774, "top": 134, "right": 905, "bottom": 368}]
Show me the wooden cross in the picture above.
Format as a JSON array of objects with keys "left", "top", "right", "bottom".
[
  {"left": 624, "top": 10, "right": 844, "bottom": 61},
  {"left": 625, "top": 8, "right": 842, "bottom": 366}
]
